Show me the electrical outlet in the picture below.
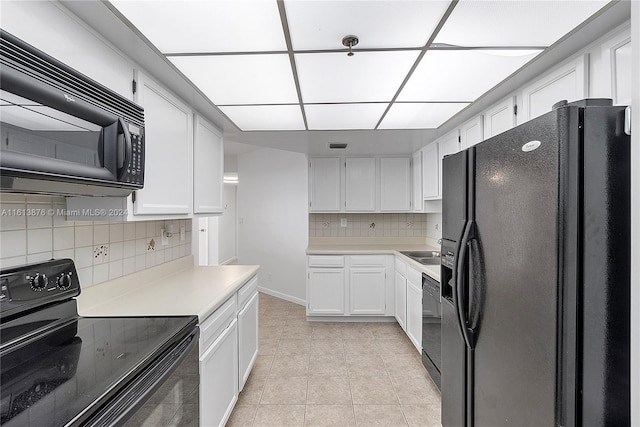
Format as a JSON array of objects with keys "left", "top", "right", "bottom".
[
  {"left": 340, "top": 218, "right": 347, "bottom": 227},
  {"left": 180, "top": 226, "right": 185, "bottom": 241},
  {"left": 160, "top": 228, "right": 169, "bottom": 246}
]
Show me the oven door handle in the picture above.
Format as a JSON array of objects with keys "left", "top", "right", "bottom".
[{"left": 76, "top": 327, "right": 199, "bottom": 427}]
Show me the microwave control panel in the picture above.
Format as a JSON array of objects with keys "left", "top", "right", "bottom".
[{"left": 122, "top": 126, "right": 144, "bottom": 188}]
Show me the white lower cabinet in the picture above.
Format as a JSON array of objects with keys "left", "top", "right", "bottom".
[
  {"left": 307, "top": 255, "right": 392, "bottom": 317},
  {"left": 238, "top": 291, "right": 259, "bottom": 391},
  {"left": 308, "top": 268, "right": 346, "bottom": 315},
  {"left": 406, "top": 278, "right": 423, "bottom": 353},
  {"left": 394, "top": 269, "right": 407, "bottom": 331},
  {"left": 349, "top": 267, "right": 387, "bottom": 315},
  {"left": 198, "top": 274, "right": 259, "bottom": 427},
  {"left": 200, "top": 317, "right": 238, "bottom": 427}
]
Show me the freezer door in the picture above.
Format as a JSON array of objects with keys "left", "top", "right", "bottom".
[
  {"left": 442, "top": 150, "right": 468, "bottom": 242},
  {"left": 470, "top": 111, "right": 564, "bottom": 426}
]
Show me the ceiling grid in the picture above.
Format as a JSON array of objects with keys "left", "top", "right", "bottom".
[{"left": 109, "top": 0, "right": 612, "bottom": 132}]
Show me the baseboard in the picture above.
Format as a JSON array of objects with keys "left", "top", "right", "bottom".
[
  {"left": 306, "top": 316, "right": 397, "bottom": 323},
  {"left": 257, "top": 286, "right": 306, "bottom": 306}
]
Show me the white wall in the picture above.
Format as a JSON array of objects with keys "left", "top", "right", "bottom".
[
  {"left": 218, "top": 184, "right": 237, "bottom": 264},
  {"left": 237, "top": 148, "right": 308, "bottom": 304},
  {"left": 631, "top": 1, "right": 639, "bottom": 422}
]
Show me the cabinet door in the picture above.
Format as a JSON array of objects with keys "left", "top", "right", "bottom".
[
  {"left": 193, "top": 115, "right": 223, "bottom": 214},
  {"left": 599, "top": 30, "right": 631, "bottom": 106},
  {"left": 380, "top": 157, "right": 411, "bottom": 211},
  {"left": 411, "top": 151, "right": 422, "bottom": 212},
  {"left": 200, "top": 318, "right": 238, "bottom": 427},
  {"left": 134, "top": 71, "right": 192, "bottom": 215},
  {"left": 406, "top": 280, "right": 422, "bottom": 353},
  {"left": 484, "top": 96, "right": 516, "bottom": 138},
  {"left": 349, "top": 267, "right": 386, "bottom": 315},
  {"left": 394, "top": 270, "right": 407, "bottom": 331},
  {"left": 238, "top": 292, "right": 258, "bottom": 391},
  {"left": 460, "top": 116, "right": 484, "bottom": 150},
  {"left": 438, "top": 130, "right": 460, "bottom": 198},
  {"left": 309, "top": 158, "right": 341, "bottom": 212},
  {"left": 422, "top": 142, "right": 439, "bottom": 199},
  {"left": 519, "top": 56, "right": 586, "bottom": 123},
  {"left": 308, "top": 268, "right": 345, "bottom": 315},
  {"left": 345, "top": 158, "right": 376, "bottom": 211}
]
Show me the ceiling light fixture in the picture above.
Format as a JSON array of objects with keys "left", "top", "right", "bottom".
[{"left": 341, "top": 35, "right": 359, "bottom": 57}]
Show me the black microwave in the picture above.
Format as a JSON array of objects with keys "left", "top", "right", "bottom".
[{"left": 0, "top": 30, "right": 145, "bottom": 197}]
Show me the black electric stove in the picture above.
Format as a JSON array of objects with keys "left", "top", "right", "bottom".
[{"left": 0, "top": 259, "right": 198, "bottom": 427}]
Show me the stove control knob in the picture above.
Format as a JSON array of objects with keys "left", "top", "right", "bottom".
[
  {"left": 30, "top": 273, "right": 48, "bottom": 291},
  {"left": 57, "top": 274, "right": 72, "bottom": 290}
]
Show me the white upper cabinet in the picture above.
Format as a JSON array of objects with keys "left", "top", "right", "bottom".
[
  {"left": 309, "top": 157, "right": 341, "bottom": 212},
  {"left": 519, "top": 55, "right": 587, "bottom": 124},
  {"left": 460, "top": 115, "right": 484, "bottom": 150},
  {"left": 421, "top": 142, "right": 439, "bottom": 200},
  {"left": 411, "top": 151, "right": 423, "bottom": 212},
  {"left": 133, "top": 71, "right": 192, "bottom": 215},
  {"left": 380, "top": 157, "right": 411, "bottom": 212},
  {"left": 437, "top": 130, "right": 461, "bottom": 197},
  {"left": 193, "top": 115, "right": 224, "bottom": 214},
  {"left": 484, "top": 96, "right": 516, "bottom": 139},
  {"left": 345, "top": 158, "right": 376, "bottom": 212},
  {"left": 597, "top": 29, "right": 631, "bottom": 106}
]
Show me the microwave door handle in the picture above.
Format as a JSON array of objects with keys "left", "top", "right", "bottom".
[{"left": 117, "top": 118, "right": 132, "bottom": 179}]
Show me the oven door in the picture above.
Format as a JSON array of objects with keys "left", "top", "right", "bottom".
[{"left": 82, "top": 328, "right": 199, "bottom": 427}]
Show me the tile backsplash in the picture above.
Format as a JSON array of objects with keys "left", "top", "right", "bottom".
[
  {"left": 1, "top": 194, "right": 192, "bottom": 288},
  {"left": 309, "top": 213, "right": 442, "bottom": 240}
]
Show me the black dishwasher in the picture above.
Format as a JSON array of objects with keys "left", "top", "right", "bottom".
[{"left": 422, "top": 273, "right": 442, "bottom": 389}]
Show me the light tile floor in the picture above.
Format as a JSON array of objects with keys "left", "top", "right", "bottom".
[{"left": 226, "top": 293, "right": 442, "bottom": 427}]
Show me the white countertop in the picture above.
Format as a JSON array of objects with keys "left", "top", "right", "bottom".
[
  {"left": 306, "top": 239, "right": 441, "bottom": 282},
  {"left": 77, "top": 256, "right": 260, "bottom": 322}
]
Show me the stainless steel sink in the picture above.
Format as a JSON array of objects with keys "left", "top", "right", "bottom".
[{"left": 400, "top": 251, "right": 441, "bottom": 265}]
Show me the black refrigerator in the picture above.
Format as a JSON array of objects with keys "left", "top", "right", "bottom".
[{"left": 440, "top": 98, "right": 630, "bottom": 427}]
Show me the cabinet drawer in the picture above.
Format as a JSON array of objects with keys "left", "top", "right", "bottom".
[
  {"left": 349, "top": 255, "right": 387, "bottom": 267},
  {"left": 238, "top": 275, "right": 258, "bottom": 309},
  {"left": 308, "top": 255, "right": 345, "bottom": 267},
  {"left": 200, "top": 296, "right": 237, "bottom": 355},
  {"left": 407, "top": 266, "right": 422, "bottom": 285},
  {"left": 395, "top": 257, "right": 407, "bottom": 276}
]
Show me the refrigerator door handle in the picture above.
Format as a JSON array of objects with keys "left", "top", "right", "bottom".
[{"left": 456, "top": 220, "right": 475, "bottom": 349}]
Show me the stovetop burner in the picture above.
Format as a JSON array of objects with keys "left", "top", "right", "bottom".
[{"left": 0, "top": 259, "right": 198, "bottom": 427}]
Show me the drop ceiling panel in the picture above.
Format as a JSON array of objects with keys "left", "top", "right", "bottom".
[
  {"left": 295, "top": 51, "right": 419, "bottom": 103},
  {"left": 398, "top": 50, "right": 541, "bottom": 102},
  {"left": 284, "top": 0, "right": 450, "bottom": 50},
  {"left": 110, "top": 0, "right": 286, "bottom": 53},
  {"left": 305, "top": 103, "right": 388, "bottom": 130},
  {"left": 435, "top": 0, "right": 610, "bottom": 47},
  {"left": 169, "top": 54, "right": 298, "bottom": 105},
  {"left": 219, "top": 105, "right": 305, "bottom": 131},
  {"left": 379, "top": 103, "right": 469, "bottom": 129}
]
